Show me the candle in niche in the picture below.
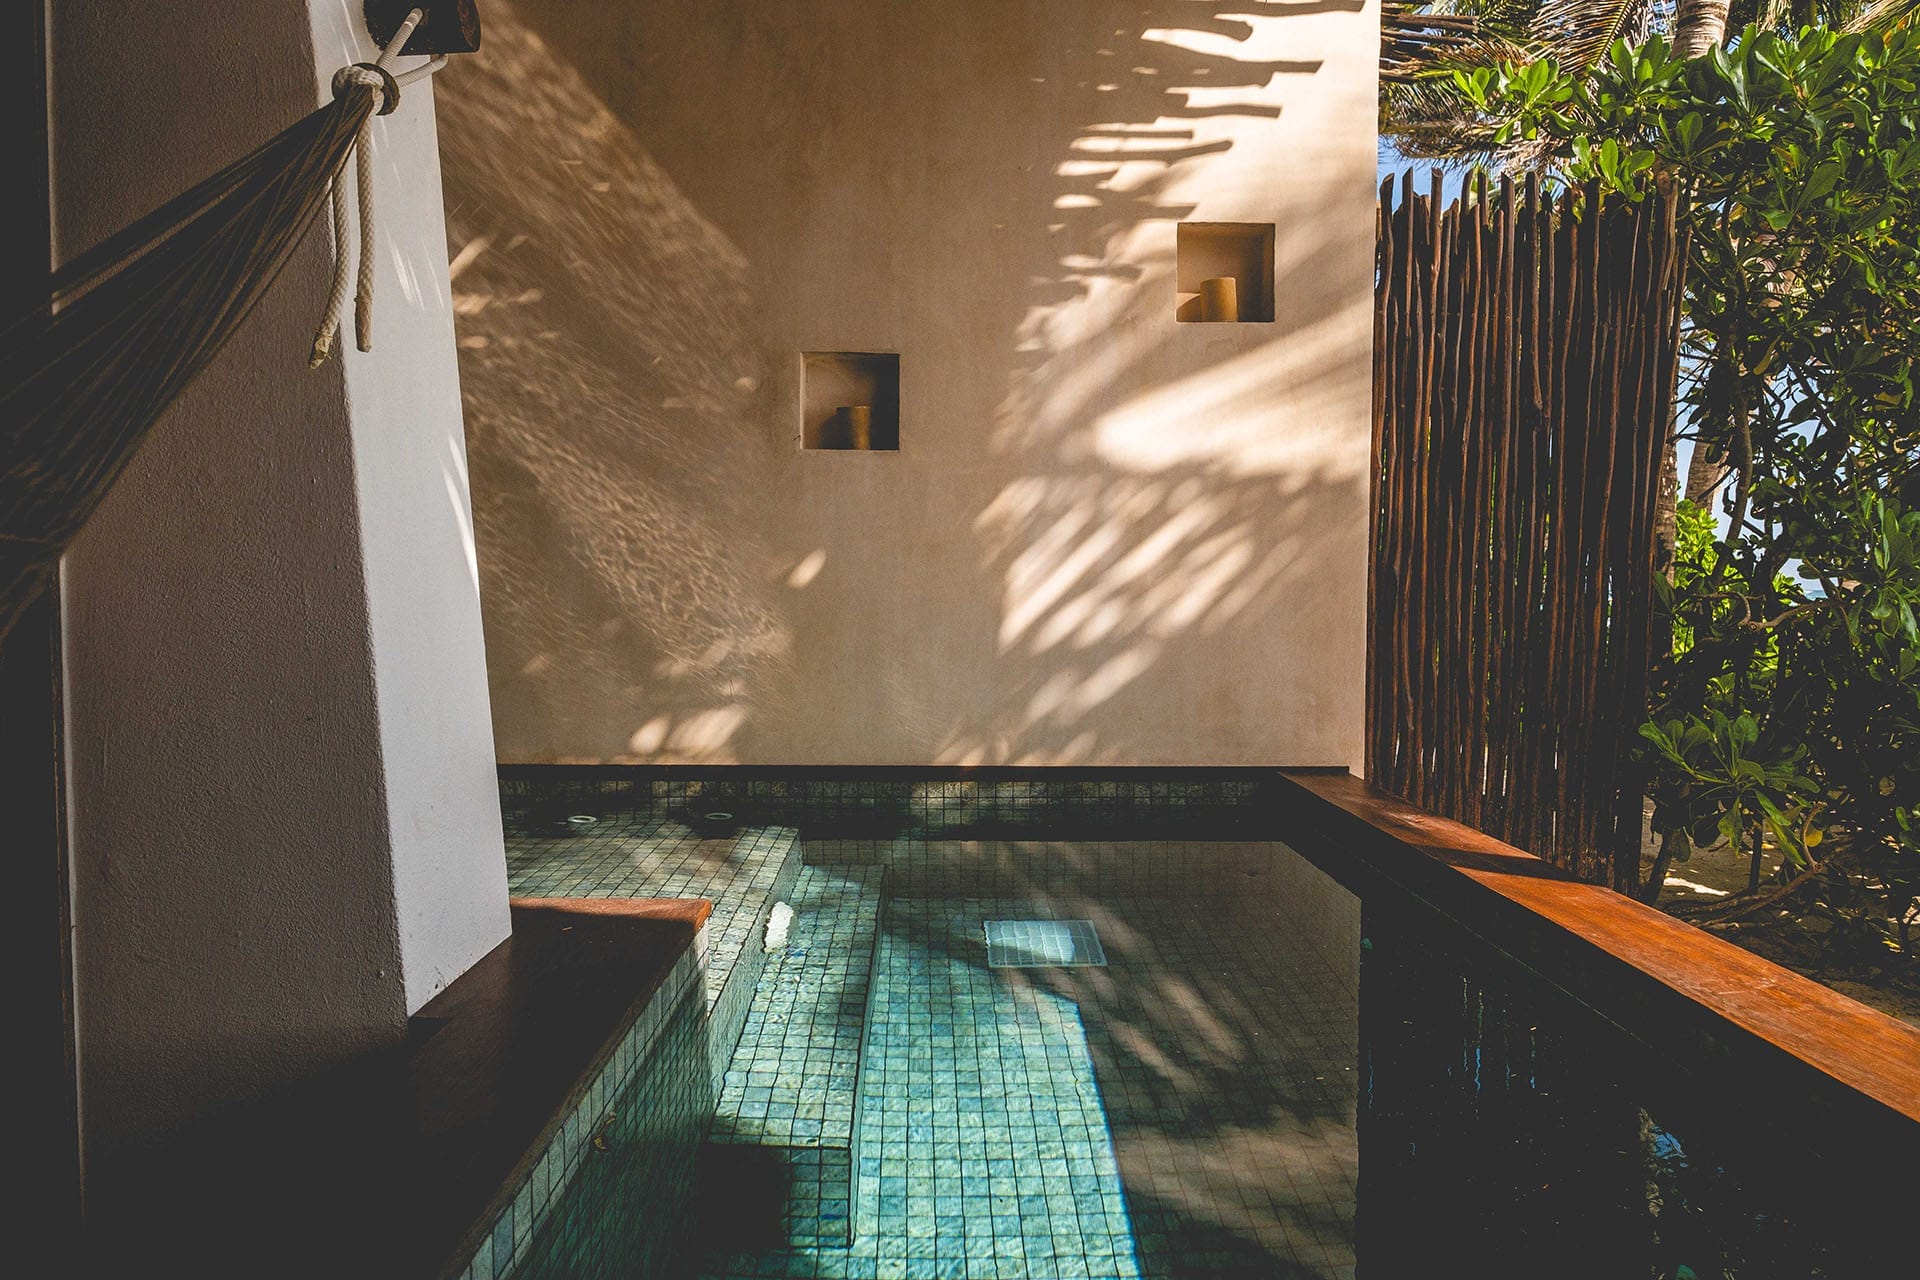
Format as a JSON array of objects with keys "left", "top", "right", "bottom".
[
  {"left": 1199, "top": 276, "right": 1239, "bottom": 323},
  {"left": 841, "top": 405, "right": 872, "bottom": 450}
]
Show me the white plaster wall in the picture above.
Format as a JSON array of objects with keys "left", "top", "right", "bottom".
[
  {"left": 52, "top": 0, "right": 508, "bottom": 1158},
  {"left": 441, "top": 0, "right": 1379, "bottom": 768},
  {"left": 309, "top": 5, "right": 512, "bottom": 1014}
]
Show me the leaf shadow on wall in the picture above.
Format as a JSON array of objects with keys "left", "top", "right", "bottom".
[
  {"left": 916, "top": 4, "right": 1375, "bottom": 766},
  {"left": 438, "top": 0, "right": 1373, "bottom": 765}
]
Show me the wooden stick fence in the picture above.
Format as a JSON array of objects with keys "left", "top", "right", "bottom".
[{"left": 1369, "top": 171, "right": 1687, "bottom": 890}]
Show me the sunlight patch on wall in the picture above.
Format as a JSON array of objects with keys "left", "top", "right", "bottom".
[
  {"left": 628, "top": 715, "right": 670, "bottom": 754},
  {"left": 1021, "top": 641, "right": 1163, "bottom": 725},
  {"left": 995, "top": 228, "right": 1174, "bottom": 456},
  {"left": 785, "top": 550, "right": 827, "bottom": 589},
  {"left": 981, "top": 473, "right": 1295, "bottom": 662},
  {"left": 1090, "top": 301, "right": 1372, "bottom": 478},
  {"left": 1140, "top": 27, "right": 1255, "bottom": 58},
  {"left": 671, "top": 706, "right": 750, "bottom": 755},
  {"left": 624, "top": 705, "right": 748, "bottom": 760}
]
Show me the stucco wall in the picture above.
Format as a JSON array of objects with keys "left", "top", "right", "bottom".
[
  {"left": 440, "top": 0, "right": 1378, "bottom": 766},
  {"left": 52, "top": 0, "right": 508, "bottom": 1157}
]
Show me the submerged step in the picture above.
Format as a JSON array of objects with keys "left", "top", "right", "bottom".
[
  {"left": 502, "top": 815, "right": 804, "bottom": 1092},
  {"left": 701, "top": 828, "right": 806, "bottom": 1092},
  {"left": 703, "top": 864, "right": 887, "bottom": 1247}
]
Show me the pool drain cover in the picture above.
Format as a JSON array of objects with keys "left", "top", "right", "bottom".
[{"left": 984, "top": 919, "right": 1106, "bottom": 968}]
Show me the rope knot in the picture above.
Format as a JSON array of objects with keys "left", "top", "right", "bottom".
[
  {"left": 330, "top": 63, "right": 401, "bottom": 116},
  {"left": 312, "top": 7, "right": 434, "bottom": 367}
]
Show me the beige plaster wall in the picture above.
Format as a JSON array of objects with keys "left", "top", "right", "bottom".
[{"left": 438, "top": 0, "right": 1378, "bottom": 766}]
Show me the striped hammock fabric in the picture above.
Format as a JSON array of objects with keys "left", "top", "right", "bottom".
[{"left": 0, "top": 79, "right": 384, "bottom": 647}]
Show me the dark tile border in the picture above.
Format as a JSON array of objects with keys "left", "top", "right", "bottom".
[{"left": 497, "top": 765, "right": 1323, "bottom": 840}]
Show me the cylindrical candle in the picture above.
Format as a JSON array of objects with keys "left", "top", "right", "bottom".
[
  {"left": 1199, "top": 276, "right": 1239, "bottom": 323},
  {"left": 843, "top": 405, "right": 872, "bottom": 450}
]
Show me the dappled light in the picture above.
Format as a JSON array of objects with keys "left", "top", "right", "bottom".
[
  {"left": 1087, "top": 305, "right": 1373, "bottom": 475},
  {"left": 829, "top": 836, "right": 1361, "bottom": 1275},
  {"left": 439, "top": 0, "right": 1373, "bottom": 767},
  {"left": 925, "top": 3, "right": 1372, "bottom": 764},
  {"left": 435, "top": 6, "right": 792, "bottom": 762}
]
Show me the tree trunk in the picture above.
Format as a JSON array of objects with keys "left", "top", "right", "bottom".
[
  {"left": 1684, "top": 439, "right": 1728, "bottom": 509},
  {"left": 1642, "top": 828, "right": 1686, "bottom": 905},
  {"left": 1675, "top": 0, "right": 1731, "bottom": 60},
  {"left": 1654, "top": 420, "right": 1680, "bottom": 575}
]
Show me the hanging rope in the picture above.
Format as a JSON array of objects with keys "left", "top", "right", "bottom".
[
  {"left": 0, "top": 9, "right": 449, "bottom": 648},
  {"left": 311, "top": 11, "right": 447, "bottom": 364},
  {"left": 310, "top": 62, "right": 398, "bottom": 365}
]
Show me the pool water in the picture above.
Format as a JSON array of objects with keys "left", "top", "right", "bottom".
[{"left": 693, "top": 840, "right": 1359, "bottom": 1280}]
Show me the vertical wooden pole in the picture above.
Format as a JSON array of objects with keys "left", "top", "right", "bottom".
[
  {"left": 1367, "top": 171, "right": 1685, "bottom": 886},
  {"left": 2, "top": 0, "right": 81, "bottom": 1234}
]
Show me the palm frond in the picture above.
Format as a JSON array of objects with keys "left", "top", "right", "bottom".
[
  {"left": 1381, "top": 0, "right": 1557, "bottom": 80},
  {"left": 1840, "top": 0, "right": 1920, "bottom": 30},
  {"left": 1530, "top": 0, "right": 1657, "bottom": 68},
  {"left": 1383, "top": 4, "right": 1488, "bottom": 81},
  {"left": 1751, "top": 0, "right": 1817, "bottom": 29},
  {"left": 1381, "top": 34, "right": 1540, "bottom": 161}
]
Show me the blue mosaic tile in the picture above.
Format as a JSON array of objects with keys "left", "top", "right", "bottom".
[
  {"left": 499, "top": 772, "right": 1281, "bottom": 840},
  {"left": 711, "top": 866, "right": 885, "bottom": 1149},
  {"left": 706, "top": 866, "right": 887, "bottom": 1246},
  {"left": 505, "top": 984, "right": 715, "bottom": 1279},
  {"left": 692, "top": 840, "right": 1358, "bottom": 1280}
]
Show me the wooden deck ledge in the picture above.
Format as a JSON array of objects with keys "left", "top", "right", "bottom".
[{"left": 83, "top": 897, "right": 713, "bottom": 1278}]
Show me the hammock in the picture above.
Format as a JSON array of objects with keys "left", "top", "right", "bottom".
[{"left": 0, "top": 7, "right": 463, "bottom": 648}]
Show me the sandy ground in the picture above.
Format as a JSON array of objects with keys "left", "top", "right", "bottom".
[{"left": 1648, "top": 820, "right": 1920, "bottom": 1029}]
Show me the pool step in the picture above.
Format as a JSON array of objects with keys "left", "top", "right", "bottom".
[
  {"left": 503, "top": 815, "right": 804, "bottom": 1096},
  {"left": 701, "top": 827, "right": 806, "bottom": 1094},
  {"left": 701, "top": 864, "right": 887, "bottom": 1247}
]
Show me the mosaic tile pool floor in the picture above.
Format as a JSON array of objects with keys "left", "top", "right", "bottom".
[
  {"left": 506, "top": 816, "right": 802, "bottom": 1095},
  {"left": 693, "top": 841, "right": 1359, "bottom": 1280}
]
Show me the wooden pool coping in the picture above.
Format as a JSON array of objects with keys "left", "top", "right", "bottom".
[{"left": 1277, "top": 768, "right": 1920, "bottom": 1134}]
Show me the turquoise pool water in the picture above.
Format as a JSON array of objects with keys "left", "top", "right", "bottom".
[
  {"left": 694, "top": 843, "right": 1358, "bottom": 1280},
  {"left": 502, "top": 821, "right": 1358, "bottom": 1280}
]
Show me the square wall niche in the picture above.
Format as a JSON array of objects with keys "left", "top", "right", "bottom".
[
  {"left": 802, "top": 352, "right": 900, "bottom": 451},
  {"left": 1176, "top": 222, "right": 1275, "bottom": 323}
]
